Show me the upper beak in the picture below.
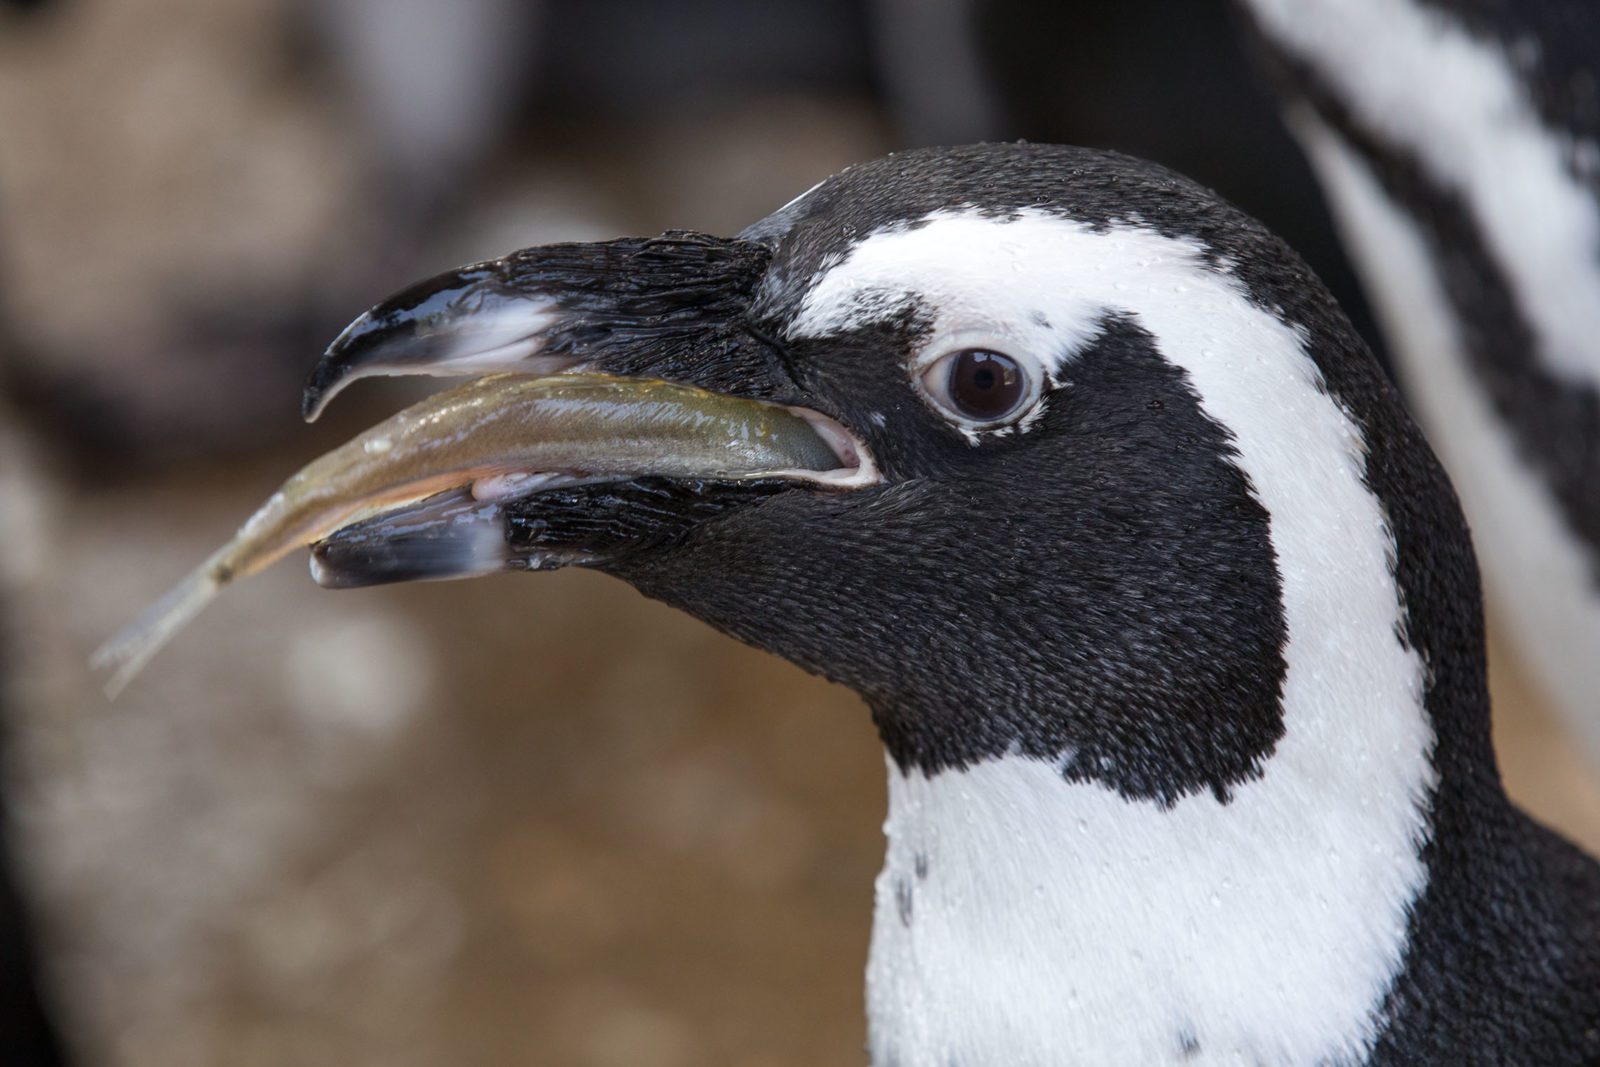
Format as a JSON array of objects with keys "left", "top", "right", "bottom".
[{"left": 302, "top": 231, "right": 782, "bottom": 422}]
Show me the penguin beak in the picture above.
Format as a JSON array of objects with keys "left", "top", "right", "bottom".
[
  {"left": 299, "top": 233, "right": 875, "bottom": 589},
  {"left": 304, "top": 232, "right": 789, "bottom": 422}
]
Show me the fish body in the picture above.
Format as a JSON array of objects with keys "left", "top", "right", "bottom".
[{"left": 92, "top": 373, "right": 843, "bottom": 695}]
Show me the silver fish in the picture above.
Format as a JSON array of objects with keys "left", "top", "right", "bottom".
[{"left": 92, "top": 372, "right": 845, "bottom": 696}]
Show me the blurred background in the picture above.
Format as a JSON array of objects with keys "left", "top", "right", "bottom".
[{"left": 0, "top": 1, "right": 1596, "bottom": 1064}]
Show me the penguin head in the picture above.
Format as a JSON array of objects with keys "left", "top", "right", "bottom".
[{"left": 308, "top": 143, "right": 1481, "bottom": 806}]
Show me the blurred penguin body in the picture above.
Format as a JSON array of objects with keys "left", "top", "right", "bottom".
[{"left": 1238, "top": 0, "right": 1600, "bottom": 764}]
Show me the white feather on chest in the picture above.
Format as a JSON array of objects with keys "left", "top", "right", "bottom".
[{"left": 866, "top": 746, "right": 1429, "bottom": 1067}]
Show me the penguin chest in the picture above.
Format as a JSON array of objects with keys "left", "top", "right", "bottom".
[{"left": 863, "top": 756, "right": 1429, "bottom": 1067}]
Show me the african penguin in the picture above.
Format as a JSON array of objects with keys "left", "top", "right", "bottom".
[
  {"left": 301, "top": 143, "right": 1600, "bottom": 1065},
  {"left": 1235, "top": 0, "right": 1600, "bottom": 767}
]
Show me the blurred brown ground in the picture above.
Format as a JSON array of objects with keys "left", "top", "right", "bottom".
[{"left": 0, "top": 3, "right": 1597, "bottom": 1067}]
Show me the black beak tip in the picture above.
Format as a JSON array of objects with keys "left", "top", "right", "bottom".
[
  {"left": 300, "top": 363, "right": 337, "bottom": 423},
  {"left": 298, "top": 262, "right": 531, "bottom": 423},
  {"left": 305, "top": 303, "right": 408, "bottom": 422},
  {"left": 308, "top": 540, "right": 463, "bottom": 589},
  {"left": 308, "top": 489, "right": 514, "bottom": 588}
]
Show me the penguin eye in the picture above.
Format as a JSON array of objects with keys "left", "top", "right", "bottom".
[{"left": 920, "top": 348, "right": 1036, "bottom": 427}]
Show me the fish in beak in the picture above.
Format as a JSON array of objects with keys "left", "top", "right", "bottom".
[{"left": 94, "top": 232, "right": 877, "bottom": 696}]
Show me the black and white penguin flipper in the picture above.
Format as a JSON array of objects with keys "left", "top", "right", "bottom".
[
  {"left": 121, "top": 144, "right": 1600, "bottom": 1063},
  {"left": 1235, "top": 0, "right": 1600, "bottom": 767}
]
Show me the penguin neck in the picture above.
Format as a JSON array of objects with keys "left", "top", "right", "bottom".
[{"left": 863, "top": 666, "right": 1440, "bottom": 1066}]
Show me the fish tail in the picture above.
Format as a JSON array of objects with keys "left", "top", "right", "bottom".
[{"left": 90, "top": 556, "right": 227, "bottom": 699}]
